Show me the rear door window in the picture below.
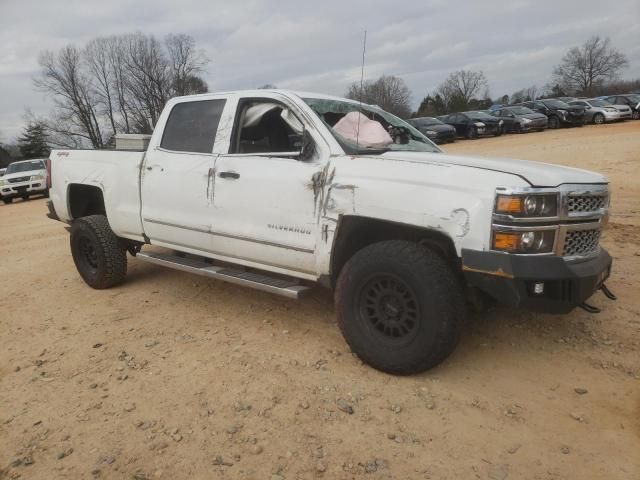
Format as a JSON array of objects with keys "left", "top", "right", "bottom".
[{"left": 161, "top": 99, "right": 226, "bottom": 153}]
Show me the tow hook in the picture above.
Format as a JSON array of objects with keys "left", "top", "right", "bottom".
[
  {"left": 579, "top": 302, "right": 601, "bottom": 314},
  {"left": 600, "top": 283, "right": 617, "bottom": 300},
  {"left": 579, "top": 283, "right": 616, "bottom": 314}
]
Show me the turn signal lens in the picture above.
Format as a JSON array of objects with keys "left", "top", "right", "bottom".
[
  {"left": 493, "top": 232, "right": 519, "bottom": 250},
  {"left": 496, "top": 196, "right": 522, "bottom": 214}
]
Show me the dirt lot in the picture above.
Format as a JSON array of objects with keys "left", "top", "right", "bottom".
[{"left": 1, "top": 121, "right": 639, "bottom": 480}]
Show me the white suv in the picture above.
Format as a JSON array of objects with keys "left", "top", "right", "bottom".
[{"left": 0, "top": 159, "right": 49, "bottom": 204}]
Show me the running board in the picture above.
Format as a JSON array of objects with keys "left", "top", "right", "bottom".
[{"left": 136, "top": 252, "right": 310, "bottom": 299}]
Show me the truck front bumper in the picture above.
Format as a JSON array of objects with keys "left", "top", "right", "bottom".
[{"left": 462, "top": 248, "right": 612, "bottom": 314}]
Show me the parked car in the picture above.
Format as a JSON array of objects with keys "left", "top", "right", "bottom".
[
  {"left": 46, "top": 89, "right": 614, "bottom": 374},
  {"left": 0, "top": 168, "right": 6, "bottom": 176},
  {"left": 604, "top": 94, "right": 640, "bottom": 120},
  {"left": 569, "top": 99, "right": 630, "bottom": 124},
  {"left": 491, "top": 106, "right": 548, "bottom": 132},
  {"left": 555, "top": 96, "right": 577, "bottom": 103},
  {"left": 521, "top": 99, "right": 586, "bottom": 129},
  {"left": 439, "top": 111, "right": 503, "bottom": 139},
  {"left": 0, "top": 159, "right": 49, "bottom": 204},
  {"left": 406, "top": 117, "right": 456, "bottom": 144}
]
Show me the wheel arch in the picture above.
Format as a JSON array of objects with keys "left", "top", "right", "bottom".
[
  {"left": 67, "top": 183, "right": 106, "bottom": 219},
  {"left": 329, "top": 215, "right": 459, "bottom": 286}
]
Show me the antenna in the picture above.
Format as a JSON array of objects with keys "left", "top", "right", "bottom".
[{"left": 356, "top": 30, "right": 367, "bottom": 151}]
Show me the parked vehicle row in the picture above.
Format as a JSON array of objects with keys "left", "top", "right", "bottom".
[{"left": 410, "top": 94, "right": 637, "bottom": 144}]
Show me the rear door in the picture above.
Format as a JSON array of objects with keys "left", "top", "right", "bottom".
[{"left": 141, "top": 97, "right": 227, "bottom": 252}]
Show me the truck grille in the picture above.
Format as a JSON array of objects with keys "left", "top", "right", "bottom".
[
  {"left": 7, "top": 176, "right": 30, "bottom": 183},
  {"left": 567, "top": 195, "right": 607, "bottom": 214},
  {"left": 562, "top": 229, "right": 601, "bottom": 257}
]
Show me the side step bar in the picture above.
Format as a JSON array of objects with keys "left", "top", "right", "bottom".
[{"left": 136, "top": 252, "right": 310, "bottom": 299}]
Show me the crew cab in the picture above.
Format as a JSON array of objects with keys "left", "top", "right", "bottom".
[
  {"left": 47, "top": 90, "right": 614, "bottom": 374},
  {"left": 1, "top": 159, "right": 49, "bottom": 204}
]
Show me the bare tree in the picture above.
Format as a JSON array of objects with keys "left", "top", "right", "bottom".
[
  {"left": 165, "top": 33, "right": 208, "bottom": 97},
  {"left": 35, "top": 46, "right": 105, "bottom": 148},
  {"left": 553, "top": 36, "right": 628, "bottom": 95},
  {"left": 35, "top": 32, "right": 210, "bottom": 145},
  {"left": 436, "top": 70, "right": 488, "bottom": 111},
  {"left": 345, "top": 75, "right": 412, "bottom": 118}
]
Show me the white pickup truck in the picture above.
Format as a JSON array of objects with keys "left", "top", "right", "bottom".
[{"left": 46, "top": 90, "right": 615, "bottom": 374}]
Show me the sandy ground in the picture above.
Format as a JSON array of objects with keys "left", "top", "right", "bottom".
[{"left": 0, "top": 121, "right": 638, "bottom": 480}]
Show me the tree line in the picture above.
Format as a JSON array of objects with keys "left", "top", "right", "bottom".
[
  {"left": 31, "top": 32, "right": 208, "bottom": 150},
  {"left": 4, "top": 34, "right": 635, "bottom": 158},
  {"left": 347, "top": 35, "right": 632, "bottom": 119}
]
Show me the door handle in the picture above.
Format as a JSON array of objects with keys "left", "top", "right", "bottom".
[{"left": 218, "top": 171, "right": 240, "bottom": 179}]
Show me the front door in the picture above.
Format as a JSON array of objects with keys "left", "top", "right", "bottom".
[
  {"left": 141, "top": 98, "right": 227, "bottom": 252},
  {"left": 210, "top": 98, "right": 320, "bottom": 275}
]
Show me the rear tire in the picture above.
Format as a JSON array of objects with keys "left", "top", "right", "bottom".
[
  {"left": 335, "top": 241, "right": 465, "bottom": 375},
  {"left": 70, "top": 215, "right": 127, "bottom": 289}
]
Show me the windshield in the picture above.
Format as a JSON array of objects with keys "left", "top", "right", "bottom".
[
  {"left": 416, "top": 117, "right": 442, "bottom": 126},
  {"left": 6, "top": 160, "right": 45, "bottom": 174},
  {"left": 466, "top": 111, "right": 495, "bottom": 120},
  {"left": 507, "top": 107, "right": 535, "bottom": 115},
  {"left": 588, "top": 99, "right": 611, "bottom": 107},
  {"left": 303, "top": 98, "right": 440, "bottom": 154},
  {"left": 627, "top": 95, "right": 640, "bottom": 103},
  {"left": 542, "top": 99, "right": 570, "bottom": 109}
]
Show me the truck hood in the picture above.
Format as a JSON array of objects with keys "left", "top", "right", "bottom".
[
  {"left": 2, "top": 169, "right": 47, "bottom": 181},
  {"left": 378, "top": 151, "right": 607, "bottom": 187}
]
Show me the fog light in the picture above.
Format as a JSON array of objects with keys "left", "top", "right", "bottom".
[{"left": 533, "top": 282, "right": 544, "bottom": 295}]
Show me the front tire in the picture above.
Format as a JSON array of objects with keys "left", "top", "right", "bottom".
[
  {"left": 593, "top": 113, "right": 605, "bottom": 124},
  {"left": 466, "top": 127, "right": 477, "bottom": 140},
  {"left": 335, "top": 241, "right": 465, "bottom": 375},
  {"left": 70, "top": 215, "right": 127, "bottom": 289},
  {"left": 3, "top": 197, "right": 13, "bottom": 204},
  {"left": 548, "top": 116, "right": 560, "bottom": 129},
  {"left": 632, "top": 111, "right": 640, "bottom": 120}
]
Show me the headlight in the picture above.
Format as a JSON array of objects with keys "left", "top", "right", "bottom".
[
  {"left": 604, "top": 108, "right": 616, "bottom": 112},
  {"left": 495, "top": 193, "right": 558, "bottom": 217},
  {"left": 425, "top": 130, "right": 437, "bottom": 135},
  {"left": 521, "top": 118, "right": 532, "bottom": 124},
  {"left": 492, "top": 229, "right": 555, "bottom": 253},
  {"left": 474, "top": 122, "right": 485, "bottom": 127},
  {"left": 30, "top": 174, "right": 44, "bottom": 181},
  {"left": 557, "top": 109, "right": 567, "bottom": 116}
]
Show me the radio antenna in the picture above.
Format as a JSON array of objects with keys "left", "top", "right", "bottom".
[{"left": 356, "top": 30, "right": 367, "bottom": 151}]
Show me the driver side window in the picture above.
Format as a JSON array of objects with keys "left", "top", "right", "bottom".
[{"left": 230, "top": 100, "right": 304, "bottom": 154}]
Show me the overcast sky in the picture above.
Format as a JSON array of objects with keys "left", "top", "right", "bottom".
[{"left": 1, "top": 0, "right": 639, "bottom": 141}]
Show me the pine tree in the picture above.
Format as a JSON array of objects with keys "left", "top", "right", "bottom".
[{"left": 18, "top": 122, "right": 50, "bottom": 159}]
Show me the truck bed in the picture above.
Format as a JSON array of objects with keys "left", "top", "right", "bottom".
[{"left": 50, "top": 149, "right": 146, "bottom": 242}]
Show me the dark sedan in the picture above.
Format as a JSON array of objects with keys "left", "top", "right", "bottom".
[
  {"left": 406, "top": 117, "right": 456, "bottom": 144},
  {"left": 491, "top": 106, "right": 548, "bottom": 133},
  {"left": 438, "top": 111, "right": 503, "bottom": 139},
  {"left": 521, "top": 99, "right": 586, "bottom": 128}
]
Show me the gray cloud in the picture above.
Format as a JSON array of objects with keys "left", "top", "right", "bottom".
[{"left": 1, "top": 0, "right": 638, "bottom": 141}]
